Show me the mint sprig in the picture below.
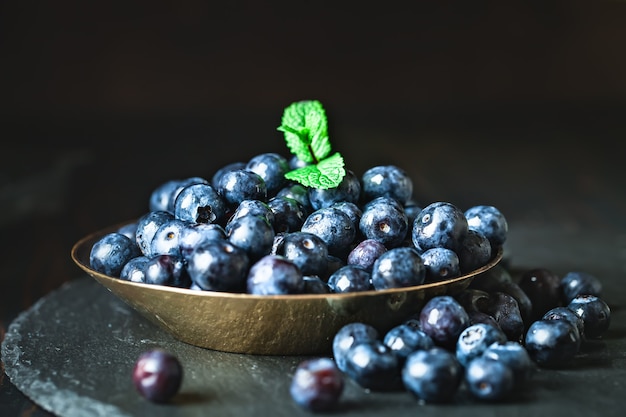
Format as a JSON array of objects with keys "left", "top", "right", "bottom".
[{"left": 277, "top": 100, "right": 346, "bottom": 189}]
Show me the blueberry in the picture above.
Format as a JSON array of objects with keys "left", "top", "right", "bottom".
[
  {"left": 211, "top": 161, "right": 247, "bottom": 190},
  {"left": 456, "top": 323, "right": 507, "bottom": 367},
  {"left": 143, "top": 254, "right": 191, "bottom": 288},
  {"left": 482, "top": 341, "right": 535, "bottom": 388},
  {"left": 308, "top": 169, "right": 361, "bottom": 210},
  {"left": 518, "top": 267, "right": 563, "bottom": 322},
  {"left": 275, "top": 231, "right": 329, "bottom": 276},
  {"left": 267, "top": 196, "right": 308, "bottom": 233},
  {"left": 383, "top": 322, "right": 434, "bottom": 362},
  {"left": 420, "top": 247, "right": 460, "bottom": 282},
  {"left": 228, "top": 199, "right": 275, "bottom": 225},
  {"left": 419, "top": 295, "right": 470, "bottom": 350},
  {"left": 457, "top": 229, "right": 492, "bottom": 273},
  {"left": 402, "top": 347, "right": 462, "bottom": 403},
  {"left": 290, "top": 357, "right": 344, "bottom": 412},
  {"left": 174, "top": 183, "right": 227, "bottom": 225},
  {"left": 543, "top": 306, "right": 586, "bottom": 341},
  {"left": 412, "top": 201, "right": 468, "bottom": 253},
  {"left": 135, "top": 211, "right": 175, "bottom": 256},
  {"left": 359, "top": 196, "right": 408, "bottom": 248},
  {"left": 327, "top": 265, "right": 372, "bottom": 293},
  {"left": 216, "top": 168, "right": 267, "bottom": 207},
  {"left": 483, "top": 291, "right": 525, "bottom": 343},
  {"left": 567, "top": 294, "right": 611, "bottom": 339},
  {"left": 186, "top": 239, "right": 250, "bottom": 292},
  {"left": 132, "top": 349, "right": 183, "bottom": 403},
  {"left": 148, "top": 218, "right": 188, "bottom": 258},
  {"left": 332, "top": 322, "right": 379, "bottom": 372},
  {"left": 119, "top": 256, "right": 150, "bottom": 283},
  {"left": 465, "top": 356, "right": 514, "bottom": 402},
  {"left": 149, "top": 176, "right": 209, "bottom": 214},
  {"left": 90, "top": 232, "right": 142, "bottom": 277},
  {"left": 346, "top": 238, "right": 388, "bottom": 272},
  {"left": 302, "top": 276, "right": 331, "bottom": 294},
  {"left": 329, "top": 201, "right": 362, "bottom": 230},
  {"left": 361, "top": 165, "right": 413, "bottom": 205},
  {"left": 342, "top": 339, "right": 402, "bottom": 391},
  {"left": 116, "top": 221, "right": 138, "bottom": 240},
  {"left": 464, "top": 204, "right": 508, "bottom": 249},
  {"left": 245, "top": 152, "right": 290, "bottom": 197},
  {"left": 275, "top": 183, "right": 313, "bottom": 213},
  {"left": 524, "top": 318, "right": 581, "bottom": 367},
  {"left": 246, "top": 255, "right": 304, "bottom": 295},
  {"left": 225, "top": 214, "right": 275, "bottom": 262},
  {"left": 560, "top": 271, "right": 603, "bottom": 304},
  {"left": 178, "top": 222, "right": 227, "bottom": 261},
  {"left": 371, "top": 247, "right": 425, "bottom": 290},
  {"left": 301, "top": 207, "right": 356, "bottom": 258}
]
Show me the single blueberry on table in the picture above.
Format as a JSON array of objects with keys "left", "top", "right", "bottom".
[
  {"left": 517, "top": 267, "right": 563, "bottom": 323},
  {"left": 543, "top": 306, "right": 586, "bottom": 341},
  {"left": 290, "top": 357, "right": 345, "bottom": 412},
  {"left": 342, "top": 339, "right": 403, "bottom": 391},
  {"left": 419, "top": 295, "right": 470, "bottom": 350},
  {"left": 465, "top": 356, "right": 514, "bottom": 402},
  {"left": 383, "top": 322, "right": 434, "bottom": 363},
  {"left": 567, "top": 294, "right": 611, "bottom": 339},
  {"left": 482, "top": 341, "right": 535, "bottom": 389},
  {"left": 332, "top": 322, "right": 379, "bottom": 373},
  {"left": 455, "top": 323, "right": 507, "bottom": 367},
  {"left": 412, "top": 201, "right": 469, "bottom": 253},
  {"left": 483, "top": 291, "right": 525, "bottom": 343},
  {"left": 402, "top": 347, "right": 462, "bottom": 403},
  {"left": 524, "top": 318, "right": 581, "bottom": 367},
  {"left": 560, "top": 271, "right": 603, "bottom": 304},
  {"left": 132, "top": 349, "right": 183, "bottom": 403},
  {"left": 371, "top": 246, "right": 425, "bottom": 290},
  {"left": 90, "top": 232, "right": 142, "bottom": 277}
]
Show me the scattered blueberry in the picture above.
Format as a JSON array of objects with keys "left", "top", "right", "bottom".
[
  {"left": 132, "top": 349, "right": 183, "bottom": 403},
  {"left": 290, "top": 357, "right": 345, "bottom": 412}
]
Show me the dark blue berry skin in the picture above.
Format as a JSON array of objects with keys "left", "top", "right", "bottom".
[
  {"left": 327, "top": 265, "right": 372, "bottom": 293},
  {"left": 246, "top": 255, "right": 304, "bottom": 295},
  {"left": 148, "top": 218, "right": 189, "bottom": 258},
  {"left": 216, "top": 169, "right": 267, "bottom": 208},
  {"left": 178, "top": 222, "right": 226, "bottom": 261},
  {"left": 275, "top": 184, "right": 313, "bottom": 214},
  {"left": 90, "top": 232, "right": 142, "bottom": 277},
  {"left": 117, "top": 222, "right": 138, "bottom": 240},
  {"left": 132, "top": 349, "right": 183, "bottom": 403},
  {"left": 245, "top": 152, "right": 290, "bottom": 197},
  {"left": 308, "top": 170, "right": 361, "bottom": 210},
  {"left": 482, "top": 341, "right": 535, "bottom": 388},
  {"left": 465, "top": 356, "right": 514, "bottom": 402},
  {"left": 267, "top": 196, "right": 308, "bottom": 234},
  {"left": 464, "top": 204, "right": 508, "bottom": 249},
  {"left": 120, "top": 256, "right": 150, "bottom": 283},
  {"left": 419, "top": 295, "right": 470, "bottom": 350},
  {"left": 290, "top": 357, "right": 344, "bottom": 412},
  {"left": 302, "top": 276, "right": 331, "bottom": 294},
  {"left": 332, "top": 322, "right": 380, "bottom": 373},
  {"left": 149, "top": 176, "right": 209, "bottom": 214},
  {"left": 360, "top": 165, "right": 413, "bottom": 206},
  {"left": 347, "top": 239, "right": 388, "bottom": 272},
  {"left": 144, "top": 254, "right": 191, "bottom": 288},
  {"left": 135, "top": 211, "right": 175, "bottom": 257},
  {"left": 383, "top": 323, "right": 434, "bottom": 363},
  {"left": 420, "top": 247, "right": 460, "bottom": 282},
  {"left": 412, "top": 201, "right": 469, "bottom": 253},
  {"left": 524, "top": 318, "right": 581, "bottom": 367},
  {"left": 371, "top": 247, "right": 425, "bottom": 290},
  {"left": 457, "top": 229, "right": 492, "bottom": 274},
  {"left": 484, "top": 291, "right": 525, "bottom": 343},
  {"left": 342, "top": 339, "right": 403, "bottom": 391},
  {"left": 543, "top": 306, "right": 586, "bottom": 341},
  {"left": 518, "top": 267, "right": 563, "bottom": 323},
  {"left": 276, "top": 231, "right": 329, "bottom": 276},
  {"left": 174, "top": 183, "right": 227, "bottom": 225},
  {"left": 329, "top": 201, "right": 362, "bottom": 230},
  {"left": 186, "top": 239, "right": 250, "bottom": 292},
  {"left": 560, "top": 271, "right": 603, "bottom": 304},
  {"left": 301, "top": 207, "right": 356, "bottom": 258},
  {"left": 211, "top": 161, "right": 247, "bottom": 190},
  {"left": 359, "top": 197, "right": 408, "bottom": 248},
  {"left": 402, "top": 347, "right": 462, "bottom": 403},
  {"left": 567, "top": 294, "right": 611, "bottom": 339},
  {"left": 455, "top": 323, "right": 507, "bottom": 367},
  {"left": 228, "top": 199, "right": 275, "bottom": 225},
  {"left": 225, "top": 214, "right": 275, "bottom": 262},
  {"left": 403, "top": 200, "right": 422, "bottom": 229}
]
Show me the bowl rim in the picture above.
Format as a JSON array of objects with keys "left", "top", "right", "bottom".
[{"left": 71, "top": 221, "right": 503, "bottom": 300}]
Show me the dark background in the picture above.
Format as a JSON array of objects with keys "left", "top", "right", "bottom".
[{"left": 2, "top": 0, "right": 626, "bottom": 341}]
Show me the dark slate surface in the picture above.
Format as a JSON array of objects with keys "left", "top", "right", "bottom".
[{"left": 2, "top": 224, "right": 625, "bottom": 417}]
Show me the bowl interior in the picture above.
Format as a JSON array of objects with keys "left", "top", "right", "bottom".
[{"left": 71, "top": 225, "right": 502, "bottom": 355}]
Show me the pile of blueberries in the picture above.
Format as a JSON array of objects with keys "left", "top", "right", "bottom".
[{"left": 86, "top": 152, "right": 611, "bottom": 407}]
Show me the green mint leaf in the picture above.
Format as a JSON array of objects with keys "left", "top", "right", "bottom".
[
  {"left": 277, "top": 100, "right": 329, "bottom": 163},
  {"left": 284, "top": 152, "right": 345, "bottom": 189}
]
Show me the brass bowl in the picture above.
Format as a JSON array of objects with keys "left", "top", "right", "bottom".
[{"left": 71, "top": 225, "right": 502, "bottom": 356}]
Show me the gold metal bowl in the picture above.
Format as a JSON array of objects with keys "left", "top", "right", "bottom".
[{"left": 71, "top": 225, "right": 502, "bottom": 356}]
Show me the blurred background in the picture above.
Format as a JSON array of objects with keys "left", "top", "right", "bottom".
[{"left": 2, "top": 0, "right": 626, "bottom": 319}]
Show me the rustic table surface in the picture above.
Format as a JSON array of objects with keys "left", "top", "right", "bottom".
[{"left": 2, "top": 102, "right": 626, "bottom": 416}]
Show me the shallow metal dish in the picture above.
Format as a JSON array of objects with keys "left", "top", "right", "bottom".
[{"left": 71, "top": 224, "right": 502, "bottom": 356}]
